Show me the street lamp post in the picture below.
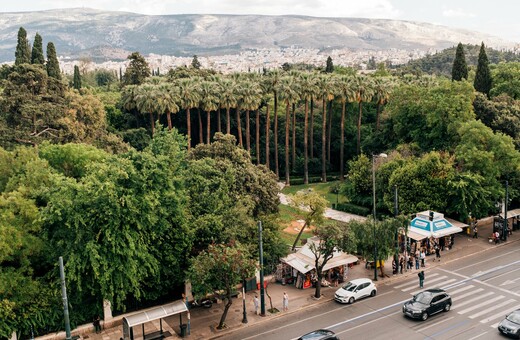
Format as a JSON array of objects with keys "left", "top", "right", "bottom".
[
  {"left": 504, "top": 180, "right": 509, "bottom": 242},
  {"left": 372, "top": 153, "right": 387, "bottom": 282}
]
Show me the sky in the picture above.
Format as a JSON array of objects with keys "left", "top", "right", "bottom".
[{"left": 3, "top": 0, "right": 520, "bottom": 42}]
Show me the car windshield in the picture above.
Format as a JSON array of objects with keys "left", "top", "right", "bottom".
[
  {"left": 300, "top": 330, "right": 333, "bottom": 339},
  {"left": 342, "top": 282, "right": 357, "bottom": 292},
  {"left": 413, "top": 292, "right": 433, "bottom": 304},
  {"left": 506, "top": 311, "right": 520, "bottom": 324}
]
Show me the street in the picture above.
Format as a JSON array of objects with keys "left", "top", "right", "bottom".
[{"left": 222, "top": 242, "right": 520, "bottom": 340}]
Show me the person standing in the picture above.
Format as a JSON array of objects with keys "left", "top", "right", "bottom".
[
  {"left": 418, "top": 271, "right": 425, "bottom": 288},
  {"left": 93, "top": 315, "right": 101, "bottom": 334},
  {"left": 434, "top": 245, "right": 441, "bottom": 262},
  {"left": 473, "top": 222, "right": 478, "bottom": 238},
  {"left": 415, "top": 256, "right": 420, "bottom": 270},
  {"left": 420, "top": 250, "right": 426, "bottom": 267},
  {"left": 399, "top": 256, "right": 404, "bottom": 274},
  {"left": 253, "top": 295, "right": 259, "bottom": 315},
  {"left": 283, "top": 292, "right": 289, "bottom": 311}
]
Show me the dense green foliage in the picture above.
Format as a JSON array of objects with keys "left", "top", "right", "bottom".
[
  {"left": 46, "top": 42, "right": 61, "bottom": 80},
  {"left": 123, "top": 52, "right": 150, "bottom": 85},
  {"left": 73, "top": 65, "right": 82, "bottom": 90},
  {"left": 15, "top": 27, "right": 31, "bottom": 65},
  {"left": 452, "top": 43, "right": 468, "bottom": 81},
  {"left": 474, "top": 43, "right": 492, "bottom": 96},
  {"left": 30, "top": 33, "right": 45, "bottom": 65}
]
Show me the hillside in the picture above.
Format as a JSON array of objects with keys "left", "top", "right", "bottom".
[{"left": 0, "top": 8, "right": 515, "bottom": 62}]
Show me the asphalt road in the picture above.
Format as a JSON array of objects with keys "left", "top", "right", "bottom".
[{"left": 223, "top": 242, "right": 520, "bottom": 340}]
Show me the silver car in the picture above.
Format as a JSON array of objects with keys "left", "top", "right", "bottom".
[{"left": 498, "top": 309, "right": 520, "bottom": 339}]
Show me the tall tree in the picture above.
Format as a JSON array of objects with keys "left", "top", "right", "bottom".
[
  {"left": 191, "top": 55, "right": 201, "bottom": 69},
  {"left": 200, "top": 80, "right": 220, "bottom": 144},
  {"left": 373, "top": 77, "right": 391, "bottom": 130},
  {"left": 46, "top": 42, "right": 61, "bottom": 80},
  {"left": 353, "top": 76, "right": 374, "bottom": 154},
  {"left": 451, "top": 42, "right": 468, "bottom": 81},
  {"left": 15, "top": 27, "right": 31, "bottom": 65},
  {"left": 219, "top": 78, "right": 238, "bottom": 135},
  {"left": 30, "top": 32, "right": 45, "bottom": 65},
  {"left": 317, "top": 75, "right": 334, "bottom": 182},
  {"left": 177, "top": 78, "right": 200, "bottom": 149},
  {"left": 279, "top": 76, "right": 300, "bottom": 186},
  {"left": 240, "top": 81, "right": 262, "bottom": 152},
  {"left": 267, "top": 70, "right": 282, "bottom": 178},
  {"left": 289, "top": 190, "right": 328, "bottom": 251},
  {"left": 135, "top": 84, "right": 160, "bottom": 135},
  {"left": 157, "top": 83, "right": 180, "bottom": 131},
  {"left": 474, "top": 42, "right": 492, "bottom": 97},
  {"left": 337, "top": 76, "right": 356, "bottom": 180},
  {"left": 73, "top": 65, "right": 82, "bottom": 90},
  {"left": 299, "top": 72, "right": 319, "bottom": 184},
  {"left": 123, "top": 52, "right": 150, "bottom": 85},
  {"left": 325, "top": 56, "right": 334, "bottom": 73}
]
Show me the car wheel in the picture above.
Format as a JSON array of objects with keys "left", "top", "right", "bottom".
[
  {"left": 348, "top": 297, "right": 355, "bottom": 304},
  {"left": 370, "top": 290, "right": 376, "bottom": 297},
  {"left": 421, "top": 312, "right": 428, "bottom": 321},
  {"left": 444, "top": 304, "right": 451, "bottom": 312}
]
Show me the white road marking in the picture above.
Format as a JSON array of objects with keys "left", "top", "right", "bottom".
[
  {"left": 457, "top": 296, "right": 504, "bottom": 314},
  {"left": 447, "top": 284, "right": 474, "bottom": 295},
  {"left": 469, "top": 299, "right": 516, "bottom": 319},
  {"left": 401, "top": 276, "right": 448, "bottom": 292},
  {"left": 409, "top": 279, "right": 458, "bottom": 295},
  {"left": 480, "top": 304, "right": 520, "bottom": 324},
  {"left": 455, "top": 250, "right": 520, "bottom": 271},
  {"left": 393, "top": 273, "right": 439, "bottom": 289},
  {"left": 416, "top": 316, "right": 454, "bottom": 332},
  {"left": 452, "top": 292, "right": 493, "bottom": 310},
  {"left": 467, "top": 331, "right": 488, "bottom": 340},
  {"left": 450, "top": 288, "right": 484, "bottom": 301},
  {"left": 333, "top": 311, "right": 401, "bottom": 336}
]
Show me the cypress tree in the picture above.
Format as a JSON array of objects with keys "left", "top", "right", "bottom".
[
  {"left": 325, "top": 56, "right": 334, "bottom": 73},
  {"left": 15, "top": 27, "right": 31, "bottom": 65},
  {"left": 474, "top": 42, "right": 492, "bottom": 97},
  {"left": 46, "top": 42, "right": 61, "bottom": 80},
  {"left": 73, "top": 65, "right": 81, "bottom": 90},
  {"left": 451, "top": 42, "right": 468, "bottom": 81},
  {"left": 31, "top": 32, "right": 45, "bottom": 65},
  {"left": 191, "top": 55, "right": 201, "bottom": 69}
]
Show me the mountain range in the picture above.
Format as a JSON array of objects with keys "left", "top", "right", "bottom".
[{"left": 0, "top": 8, "right": 515, "bottom": 63}]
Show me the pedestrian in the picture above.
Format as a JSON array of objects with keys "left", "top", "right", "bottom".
[
  {"left": 399, "top": 256, "right": 404, "bottom": 274},
  {"left": 283, "top": 292, "right": 289, "bottom": 311},
  {"left": 418, "top": 271, "right": 425, "bottom": 288},
  {"left": 93, "top": 315, "right": 101, "bottom": 334},
  {"left": 415, "top": 256, "right": 420, "bottom": 270},
  {"left": 434, "top": 246, "right": 441, "bottom": 262},
  {"left": 187, "top": 311, "right": 191, "bottom": 335},
  {"left": 420, "top": 250, "right": 426, "bottom": 267},
  {"left": 407, "top": 255, "right": 413, "bottom": 270},
  {"left": 495, "top": 231, "right": 500, "bottom": 245},
  {"left": 473, "top": 222, "right": 478, "bottom": 239},
  {"left": 253, "top": 295, "right": 259, "bottom": 315},
  {"left": 392, "top": 258, "right": 397, "bottom": 275}
]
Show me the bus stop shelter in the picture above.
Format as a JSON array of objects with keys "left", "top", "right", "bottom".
[{"left": 122, "top": 300, "right": 188, "bottom": 340}]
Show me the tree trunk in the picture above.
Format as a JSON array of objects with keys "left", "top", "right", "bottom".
[
  {"left": 376, "top": 102, "right": 381, "bottom": 130},
  {"left": 236, "top": 106, "right": 243, "bottom": 147},
  {"left": 217, "top": 292, "right": 233, "bottom": 329},
  {"left": 246, "top": 109, "right": 251, "bottom": 152},
  {"left": 187, "top": 108, "right": 191, "bottom": 150},
  {"left": 198, "top": 108, "right": 203, "bottom": 145},
  {"left": 321, "top": 98, "right": 327, "bottom": 183},
  {"left": 310, "top": 98, "right": 314, "bottom": 159},
  {"left": 327, "top": 101, "right": 333, "bottom": 163},
  {"left": 274, "top": 93, "right": 279, "bottom": 179},
  {"left": 314, "top": 272, "right": 322, "bottom": 299},
  {"left": 285, "top": 102, "right": 290, "bottom": 186},
  {"left": 304, "top": 100, "right": 309, "bottom": 184},
  {"left": 226, "top": 107, "right": 231, "bottom": 134},
  {"left": 291, "top": 222, "right": 308, "bottom": 251},
  {"left": 291, "top": 103, "right": 296, "bottom": 170},
  {"left": 149, "top": 112, "right": 155, "bottom": 136},
  {"left": 340, "top": 102, "right": 345, "bottom": 181},
  {"left": 166, "top": 111, "right": 172, "bottom": 130},
  {"left": 357, "top": 102, "right": 362, "bottom": 155},
  {"left": 206, "top": 110, "right": 211, "bottom": 144},
  {"left": 217, "top": 108, "right": 222, "bottom": 132},
  {"left": 265, "top": 104, "right": 270, "bottom": 169},
  {"left": 256, "top": 108, "right": 260, "bottom": 165}
]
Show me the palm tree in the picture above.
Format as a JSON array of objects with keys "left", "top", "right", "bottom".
[
  {"left": 157, "top": 83, "right": 180, "bottom": 130},
  {"left": 135, "top": 84, "right": 160, "bottom": 136},
  {"left": 337, "top": 76, "right": 356, "bottom": 180},
  {"left": 353, "top": 76, "right": 375, "bottom": 154},
  {"left": 278, "top": 76, "right": 300, "bottom": 186},
  {"left": 219, "top": 78, "right": 238, "bottom": 135},
  {"left": 373, "top": 77, "right": 391, "bottom": 130},
  {"left": 299, "top": 72, "right": 319, "bottom": 184},
  {"left": 240, "top": 80, "right": 262, "bottom": 153},
  {"left": 177, "top": 78, "right": 200, "bottom": 150},
  {"left": 316, "top": 75, "right": 335, "bottom": 183},
  {"left": 121, "top": 85, "right": 139, "bottom": 127},
  {"left": 267, "top": 70, "right": 282, "bottom": 178},
  {"left": 200, "top": 80, "right": 220, "bottom": 144}
]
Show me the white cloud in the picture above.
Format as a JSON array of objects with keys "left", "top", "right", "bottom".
[{"left": 442, "top": 7, "right": 476, "bottom": 18}]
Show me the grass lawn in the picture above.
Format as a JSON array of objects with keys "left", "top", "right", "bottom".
[{"left": 281, "top": 180, "right": 345, "bottom": 208}]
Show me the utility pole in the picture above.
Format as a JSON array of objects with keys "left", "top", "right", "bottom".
[
  {"left": 59, "top": 257, "right": 72, "bottom": 340},
  {"left": 504, "top": 180, "right": 509, "bottom": 241},
  {"left": 258, "top": 221, "right": 266, "bottom": 316}
]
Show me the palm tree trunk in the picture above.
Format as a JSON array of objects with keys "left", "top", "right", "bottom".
[
  {"left": 206, "top": 110, "right": 211, "bottom": 144},
  {"left": 256, "top": 108, "right": 260, "bottom": 165},
  {"left": 291, "top": 103, "right": 296, "bottom": 172},
  {"left": 246, "top": 109, "right": 251, "bottom": 152},
  {"left": 198, "top": 108, "right": 203, "bottom": 145},
  {"left": 236, "top": 106, "right": 243, "bottom": 147},
  {"left": 340, "top": 102, "right": 346, "bottom": 181},
  {"left": 376, "top": 102, "right": 381, "bottom": 130},
  {"left": 187, "top": 108, "right": 191, "bottom": 150},
  {"left": 285, "top": 102, "right": 290, "bottom": 186},
  {"left": 217, "top": 108, "right": 222, "bottom": 132},
  {"left": 226, "top": 107, "right": 231, "bottom": 134},
  {"left": 265, "top": 104, "right": 270, "bottom": 169},
  {"left": 166, "top": 111, "right": 172, "bottom": 130},
  {"left": 310, "top": 98, "right": 314, "bottom": 159},
  {"left": 304, "top": 100, "right": 309, "bottom": 184},
  {"left": 274, "top": 93, "right": 279, "bottom": 179},
  {"left": 149, "top": 112, "right": 155, "bottom": 136},
  {"left": 327, "top": 101, "right": 333, "bottom": 163},
  {"left": 357, "top": 102, "right": 362, "bottom": 155},
  {"left": 321, "top": 98, "right": 327, "bottom": 183}
]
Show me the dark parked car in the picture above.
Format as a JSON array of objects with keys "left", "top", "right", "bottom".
[
  {"left": 402, "top": 288, "right": 452, "bottom": 321},
  {"left": 297, "top": 329, "right": 339, "bottom": 340},
  {"left": 498, "top": 309, "right": 520, "bottom": 338}
]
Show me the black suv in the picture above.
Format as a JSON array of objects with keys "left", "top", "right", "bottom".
[
  {"left": 298, "top": 329, "right": 339, "bottom": 340},
  {"left": 403, "top": 288, "right": 452, "bottom": 321}
]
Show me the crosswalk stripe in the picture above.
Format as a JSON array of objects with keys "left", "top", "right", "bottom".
[
  {"left": 458, "top": 296, "right": 504, "bottom": 314},
  {"left": 409, "top": 279, "right": 458, "bottom": 296},
  {"left": 481, "top": 304, "right": 520, "bottom": 324},
  {"left": 453, "top": 292, "right": 494, "bottom": 310},
  {"left": 491, "top": 322, "right": 500, "bottom": 328},
  {"left": 452, "top": 288, "right": 484, "bottom": 302},
  {"left": 394, "top": 273, "right": 439, "bottom": 289},
  {"left": 469, "top": 299, "right": 516, "bottom": 319},
  {"left": 448, "top": 285, "right": 474, "bottom": 295},
  {"left": 402, "top": 276, "right": 448, "bottom": 292}
]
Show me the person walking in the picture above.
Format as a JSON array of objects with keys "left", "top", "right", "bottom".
[
  {"left": 415, "top": 256, "right": 420, "bottom": 270},
  {"left": 253, "top": 295, "right": 259, "bottom": 315},
  {"left": 283, "top": 292, "right": 289, "bottom": 311},
  {"left": 434, "top": 245, "right": 441, "bottom": 262},
  {"left": 418, "top": 271, "right": 425, "bottom": 288},
  {"left": 420, "top": 250, "right": 426, "bottom": 267},
  {"left": 399, "top": 256, "right": 404, "bottom": 274},
  {"left": 93, "top": 315, "right": 101, "bottom": 334},
  {"left": 473, "top": 222, "right": 478, "bottom": 239}
]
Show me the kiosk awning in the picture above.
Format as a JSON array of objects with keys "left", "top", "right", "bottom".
[
  {"left": 123, "top": 300, "right": 188, "bottom": 328},
  {"left": 407, "top": 229, "right": 428, "bottom": 241}
]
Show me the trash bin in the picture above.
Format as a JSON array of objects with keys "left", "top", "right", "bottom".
[{"left": 180, "top": 324, "right": 187, "bottom": 337}]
